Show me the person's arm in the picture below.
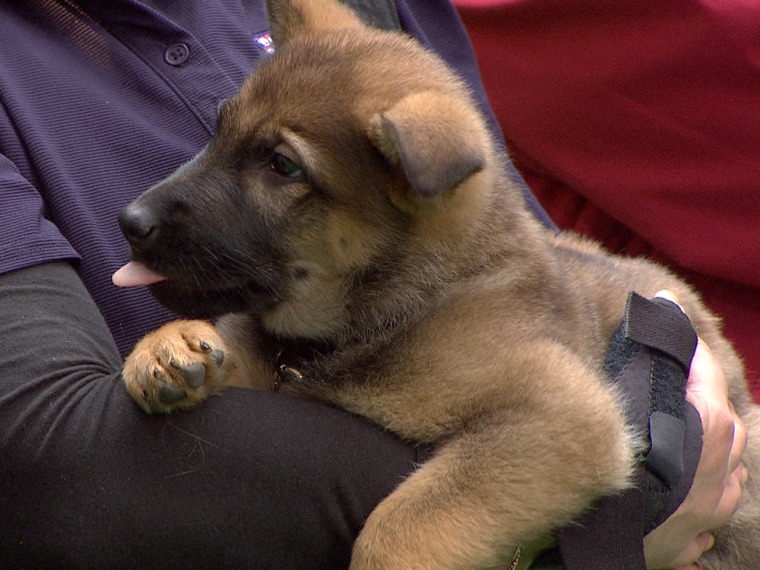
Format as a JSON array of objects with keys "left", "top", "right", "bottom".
[{"left": 0, "top": 261, "right": 423, "bottom": 569}]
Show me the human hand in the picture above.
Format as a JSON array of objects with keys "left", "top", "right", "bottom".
[{"left": 643, "top": 292, "right": 747, "bottom": 569}]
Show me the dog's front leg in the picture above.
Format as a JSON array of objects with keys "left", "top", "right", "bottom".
[
  {"left": 348, "top": 429, "right": 531, "bottom": 570},
  {"left": 350, "top": 408, "right": 633, "bottom": 570},
  {"left": 122, "top": 320, "right": 237, "bottom": 414}
]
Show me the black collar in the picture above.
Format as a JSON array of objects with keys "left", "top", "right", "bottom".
[{"left": 267, "top": 336, "right": 335, "bottom": 390}]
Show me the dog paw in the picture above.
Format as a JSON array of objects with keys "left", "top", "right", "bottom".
[{"left": 122, "top": 320, "right": 228, "bottom": 414}]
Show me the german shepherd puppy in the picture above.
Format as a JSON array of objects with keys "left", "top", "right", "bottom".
[{"left": 115, "top": 0, "right": 760, "bottom": 567}]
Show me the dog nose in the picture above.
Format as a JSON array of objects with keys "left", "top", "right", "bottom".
[{"left": 119, "top": 202, "right": 159, "bottom": 249}]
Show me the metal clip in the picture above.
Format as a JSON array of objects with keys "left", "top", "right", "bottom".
[
  {"left": 277, "top": 364, "right": 304, "bottom": 384},
  {"left": 507, "top": 545, "right": 522, "bottom": 570}
]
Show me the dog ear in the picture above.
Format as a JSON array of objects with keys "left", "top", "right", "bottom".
[
  {"left": 369, "top": 91, "right": 486, "bottom": 200},
  {"left": 266, "top": 0, "right": 365, "bottom": 47}
]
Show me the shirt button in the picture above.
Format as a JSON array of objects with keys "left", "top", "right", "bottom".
[{"left": 164, "top": 43, "right": 190, "bottom": 66}]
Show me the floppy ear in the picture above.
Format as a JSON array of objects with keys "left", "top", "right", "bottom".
[
  {"left": 266, "top": 0, "right": 365, "bottom": 47},
  {"left": 369, "top": 91, "right": 486, "bottom": 200}
]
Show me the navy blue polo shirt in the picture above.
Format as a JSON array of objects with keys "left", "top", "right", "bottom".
[{"left": 0, "top": 0, "right": 547, "bottom": 357}]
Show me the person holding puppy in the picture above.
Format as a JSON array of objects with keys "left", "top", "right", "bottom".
[{"left": 0, "top": 1, "right": 745, "bottom": 568}]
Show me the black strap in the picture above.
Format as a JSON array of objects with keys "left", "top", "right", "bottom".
[
  {"left": 625, "top": 292, "right": 697, "bottom": 375},
  {"left": 626, "top": 293, "right": 697, "bottom": 488},
  {"left": 557, "top": 292, "right": 701, "bottom": 569}
]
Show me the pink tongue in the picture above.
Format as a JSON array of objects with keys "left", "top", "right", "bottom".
[{"left": 112, "top": 261, "right": 167, "bottom": 288}]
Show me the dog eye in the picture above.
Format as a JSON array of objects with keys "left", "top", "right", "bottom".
[{"left": 270, "top": 153, "right": 304, "bottom": 179}]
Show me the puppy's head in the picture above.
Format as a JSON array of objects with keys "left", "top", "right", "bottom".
[{"left": 117, "top": 0, "right": 498, "bottom": 340}]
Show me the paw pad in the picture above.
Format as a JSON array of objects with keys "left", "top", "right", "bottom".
[
  {"left": 158, "top": 383, "right": 188, "bottom": 405},
  {"left": 122, "top": 321, "right": 228, "bottom": 414}
]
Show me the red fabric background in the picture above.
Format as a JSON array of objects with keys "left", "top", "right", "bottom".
[{"left": 455, "top": 0, "right": 760, "bottom": 399}]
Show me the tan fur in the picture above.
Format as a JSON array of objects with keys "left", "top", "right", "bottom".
[{"left": 121, "top": 1, "right": 760, "bottom": 568}]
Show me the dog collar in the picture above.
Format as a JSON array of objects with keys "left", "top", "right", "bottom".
[
  {"left": 273, "top": 349, "right": 305, "bottom": 391},
  {"left": 270, "top": 338, "right": 335, "bottom": 391}
]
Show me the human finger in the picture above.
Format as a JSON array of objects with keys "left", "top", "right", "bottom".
[
  {"left": 666, "top": 532, "right": 714, "bottom": 569},
  {"left": 686, "top": 340, "right": 730, "bottom": 408},
  {"left": 710, "top": 462, "right": 747, "bottom": 525},
  {"left": 653, "top": 289, "right": 681, "bottom": 306},
  {"left": 727, "top": 402, "right": 747, "bottom": 474}
]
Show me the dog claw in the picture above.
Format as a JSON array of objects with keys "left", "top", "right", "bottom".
[
  {"left": 180, "top": 362, "right": 206, "bottom": 389},
  {"left": 158, "top": 383, "right": 188, "bottom": 405}
]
